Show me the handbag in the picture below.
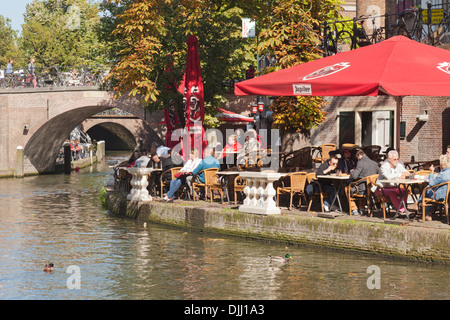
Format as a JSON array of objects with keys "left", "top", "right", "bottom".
[{"left": 175, "top": 171, "right": 191, "bottom": 179}]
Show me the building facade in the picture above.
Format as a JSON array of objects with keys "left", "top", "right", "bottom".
[{"left": 309, "top": 0, "right": 450, "bottom": 162}]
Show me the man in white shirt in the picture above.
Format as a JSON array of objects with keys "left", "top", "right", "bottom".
[{"left": 377, "top": 150, "right": 411, "bottom": 216}]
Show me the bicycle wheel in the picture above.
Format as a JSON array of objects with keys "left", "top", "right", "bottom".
[
  {"left": 391, "top": 25, "right": 409, "bottom": 38},
  {"left": 336, "top": 30, "right": 353, "bottom": 52}
]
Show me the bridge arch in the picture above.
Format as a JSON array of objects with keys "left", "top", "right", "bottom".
[
  {"left": 83, "top": 121, "right": 140, "bottom": 151},
  {"left": 16, "top": 89, "right": 165, "bottom": 173}
]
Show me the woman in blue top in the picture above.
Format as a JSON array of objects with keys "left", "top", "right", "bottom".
[{"left": 419, "top": 154, "right": 450, "bottom": 221}]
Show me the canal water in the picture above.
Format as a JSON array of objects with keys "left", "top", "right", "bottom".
[{"left": 0, "top": 153, "right": 448, "bottom": 300}]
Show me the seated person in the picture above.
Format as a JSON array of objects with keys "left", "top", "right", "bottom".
[
  {"left": 218, "top": 134, "right": 242, "bottom": 168},
  {"left": 133, "top": 149, "right": 151, "bottom": 167},
  {"left": 126, "top": 150, "right": 141, "bottom": 167},
  {"left": 150, "top": 141, "right": 171, "bottom": 159},
  {"left": 418, "top": 154, "right": 450, "bottom": 221},
  {"left": 188, "top": 147, "right": 221, "bottom": 199},
  {"left": 316, "top": 154, "right": 339, "bottom": 211},
  {"left": 164, "top": 149, "right": 201, "bottom": 202},
  {"left": 237, "top": 129, "right": 259, "bottom": 166},
  {"left": 347, "top": 149, "right": 380, "bottom": 215},
  {"left": 338, "top": 148, "right": 357, "bottom": 174},
  {"left": 377, "top": 150, "right": 410, "bottom": 216}
]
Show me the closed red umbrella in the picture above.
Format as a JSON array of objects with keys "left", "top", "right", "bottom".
[
  {"left": 234, "top": 36, "right": 450, "bottom": 151},
  {"left": 182, "top": 35, "right": 207, "bottom": 157},
  {"left": 216, "top": 108, "right": 254, "bottom": 123}
]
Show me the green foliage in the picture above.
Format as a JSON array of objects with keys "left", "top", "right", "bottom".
[
  {"left": 255, "top": 0, "right": 342, "bottom": 133},
  {"left": 20, "top": 0, "right": 106, "bottom": 67},
  {"left": 0, "top": 16, "right": 20, "bottom": 67},
  {"left": 103, "top": 0, "right": 255, "bottom": 116}
]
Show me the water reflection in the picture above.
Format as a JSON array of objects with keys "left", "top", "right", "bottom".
[{"left": 0, "top": 158, "right": 448, "bottom": 300}]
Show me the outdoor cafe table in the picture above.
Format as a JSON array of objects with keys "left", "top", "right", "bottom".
[
  {"left": 377, "top": 178, "right": 428, "bottom": 219},
  {"left": 316, "top": 174, "right": 351, "bottom": 213}
]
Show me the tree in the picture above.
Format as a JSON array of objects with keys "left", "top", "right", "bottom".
[
  {"left": 20, "top": 0, "right": 106, "bottom": 67},
  {"left": 103, "top": 0, "right": 342, "bottom": 132},
  {"left": 0, "top": 16, "right": 20, "bottom": 67},
  {"left": 103, "top": 0, "right": 255, "bottom": 127},
  {"left": 255, "top": 0, "right": 342, "bottom": 133}
]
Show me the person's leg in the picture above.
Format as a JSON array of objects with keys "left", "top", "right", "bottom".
[
  {"left": 323, "top": 184, "right": 335, "bottom": 211},
  {"left": 383, "top": 187, "right": 403, "bottom": 212},
  {"left": 166, "top": 178, "right": 182, "bottom": 200}
]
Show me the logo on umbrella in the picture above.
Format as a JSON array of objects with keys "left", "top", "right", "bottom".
[
  {"left": 302, "top": 62, "right": 350, "bottom": 80},
  {"left": 437, "top": 62, "right": 450, "bottom": 75}
]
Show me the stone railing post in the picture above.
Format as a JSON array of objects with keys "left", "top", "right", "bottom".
[
  {"left": 238, "top": 171, "right": 281, "bottom": 215},
  {"left": 126, "top": 167, "right": 154, "bottom": 201}
]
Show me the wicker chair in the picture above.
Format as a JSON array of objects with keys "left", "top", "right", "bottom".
[
  {"left": 192, "top": 168, "right": 219, "bottom": 201},
  {"left": 234, "top": 175, "right": 247, "bottom": 205},
  {"left": 306, "top": 172, "right": 327, "bottom": 213},
  {"left": 346, "top": 174, "right": 379, "bottom": 216},
  {"left": 312, "top": 144, "right": 337, "bottom": 164},
  {"left": 276, "top": 172, "right": 308, "bottom": 210},
  {"left": 420, "top": 181, "right": 450, "bottom": 224},
  {"left": 209, "top": 173, "right": 224, "bottom": 203},
  {"left": 160, "top": 167, "right": 182, "bottom": 198}
]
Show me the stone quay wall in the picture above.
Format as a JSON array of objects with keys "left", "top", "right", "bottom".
[{"left": 105, "top": 191, "right": 450, "bottom": 264}]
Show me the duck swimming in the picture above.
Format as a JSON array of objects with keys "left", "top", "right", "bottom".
[
  {"left": 268, "top": 254, "right": 292, "bottom": 262},
  {"left": 43, "top": 263, "right": 54, "bottom": 272}
]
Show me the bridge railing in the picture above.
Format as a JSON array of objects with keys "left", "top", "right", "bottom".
[{"left": 0, "top": 65, "right": 110, "bottom": 89}]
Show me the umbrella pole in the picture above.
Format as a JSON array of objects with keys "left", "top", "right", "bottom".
[{"left": 394, "top": 96, "right": 403, "bottom": 155}]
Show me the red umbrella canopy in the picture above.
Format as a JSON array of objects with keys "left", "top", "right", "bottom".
[{"left": 235, "top": 36, "right": 450, "bottom": 98}]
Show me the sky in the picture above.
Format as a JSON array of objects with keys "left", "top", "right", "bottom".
[{"left": 2, "top": 0, "right": 34, "bottom": 32}]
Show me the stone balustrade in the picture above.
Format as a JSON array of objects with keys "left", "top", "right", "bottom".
[
  {"left": 238, "top": 171, "right": 281, "bottom": 215},
  {"left": 126, "top": 167, "right": 155, "bottom": 201}
]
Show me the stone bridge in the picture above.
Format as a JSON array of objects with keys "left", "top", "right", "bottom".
[{"left": 0, "top": 87, "right": 166, "bottom": 176}]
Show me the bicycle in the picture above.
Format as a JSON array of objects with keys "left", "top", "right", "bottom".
[
  {"left": 390, "top": 7, "right": 426, "bottom": 42},
  {"left": 321, "top": 19, "right": 354, "bottom": 56}
]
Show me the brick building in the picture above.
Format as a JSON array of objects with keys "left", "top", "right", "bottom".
[{"left": 308, "top": 0, "right": 450, "bottom": 162}]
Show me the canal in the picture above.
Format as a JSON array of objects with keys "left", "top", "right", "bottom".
[{"left": 0, "top": 153, "right": 448, "bottom": 300}]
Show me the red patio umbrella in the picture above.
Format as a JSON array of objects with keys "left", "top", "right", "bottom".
[
  {"left": 216, "top": 108, "right": 254, "bottom": 123},
  {"left": 181, "top": 35, "right": 207, "bottom": 157},
  {"left": 235, "top": 36, "right": 450, "bottom": 151}
]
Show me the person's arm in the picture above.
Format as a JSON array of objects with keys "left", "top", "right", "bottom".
[
  {"left": 350, "top": 161, "right": 363, "bottom": 180},
  {"left": 317, "top": 162, "right": 333, "bottom": 175}
]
